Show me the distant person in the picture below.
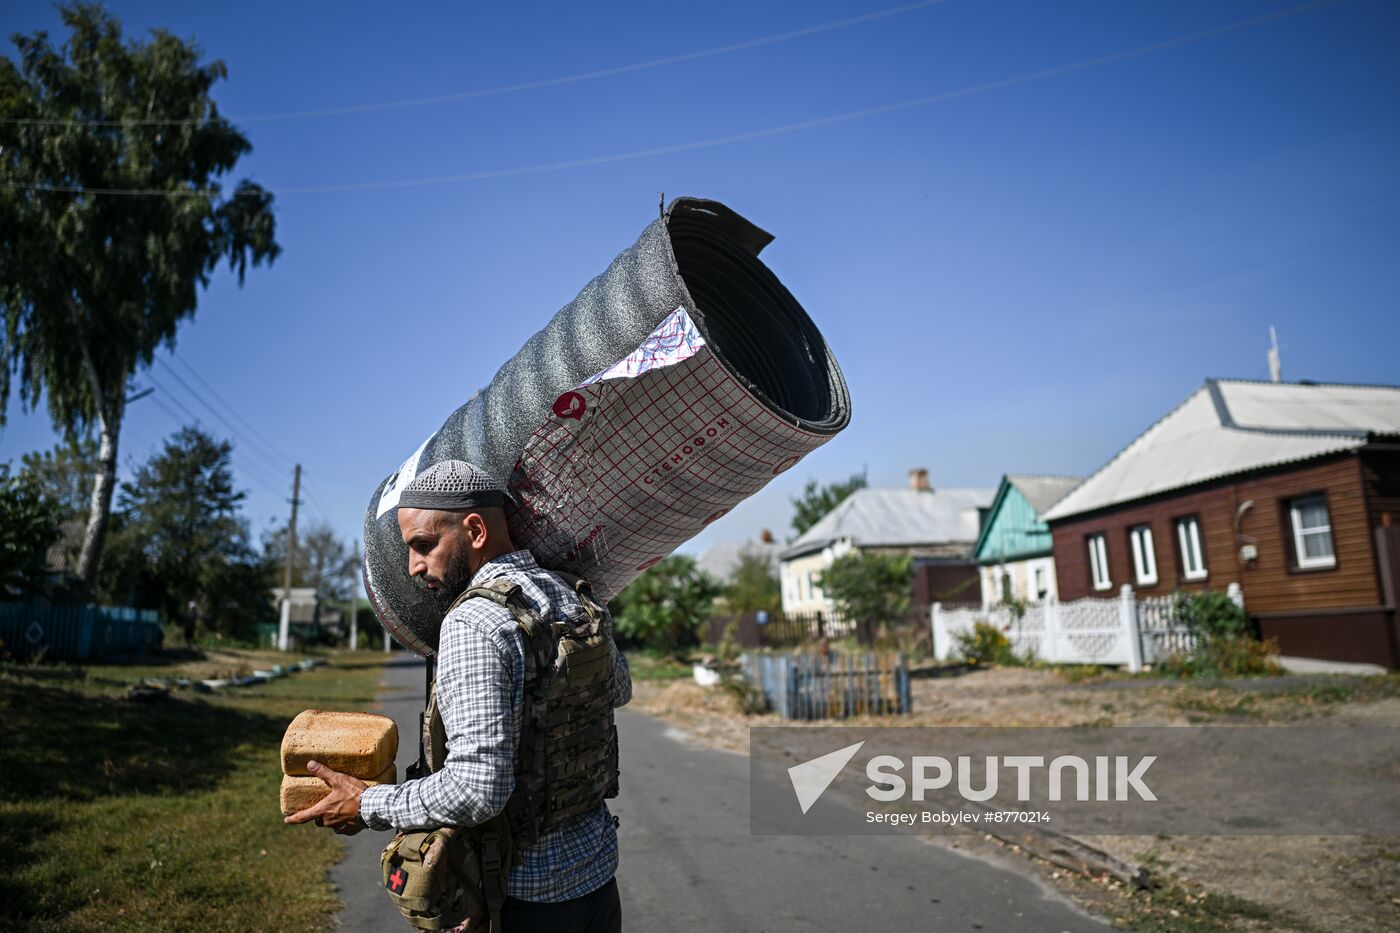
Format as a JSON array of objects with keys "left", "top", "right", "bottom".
[
  {"left": 286, "top": 460, "right": 631, "bottom": 933},
  {"left": 183, "top": 600, "right": 201, "bottom": 648}
]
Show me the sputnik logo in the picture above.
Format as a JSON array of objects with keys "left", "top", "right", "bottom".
[{"left": 787, "top": 741, "right": 864, "bottom": 814}]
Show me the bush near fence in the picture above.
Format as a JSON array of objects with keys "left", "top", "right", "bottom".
[{"left": 0, "top": 599, "right": 162, "bottom": 662}]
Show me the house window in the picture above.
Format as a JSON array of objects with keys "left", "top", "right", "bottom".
[
  {"left": 1176, "top": 516, "right": 1208, "bottom": 581},
  {"left": 1289, "top": 495, "right": 1336, "bottom": 569},
  {"left": 1129, "top": 525, "right": 1158, "bottom": 586},
  {"left": 1033, "top": 566, "right": 1049, "bottom": 601},
  {"left": 1087, "top": 534, "right": 1111, "bottom": 591}
]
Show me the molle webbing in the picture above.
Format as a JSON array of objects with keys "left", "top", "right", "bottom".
[{"left": 426, "top": 576, "right": 619, "bottom": 844}]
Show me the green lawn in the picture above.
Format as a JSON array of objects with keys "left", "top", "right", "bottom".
[{"left": 0, "top": 649, "right": 389, "bottom": 931}]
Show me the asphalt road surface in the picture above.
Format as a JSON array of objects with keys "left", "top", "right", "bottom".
[{"left": 331, "top": 655, "right": 1112, "bottom": 932}]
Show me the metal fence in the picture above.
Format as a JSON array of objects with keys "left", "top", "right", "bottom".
[
  {"left": 740, "top": 651, "right": 912, "bottom": 719},
  {"left": 0, "top": 600, "right": 162, "bottom": 662},
  {"left": 930, "top": 584, "right": 1243, "bottom": 672}
]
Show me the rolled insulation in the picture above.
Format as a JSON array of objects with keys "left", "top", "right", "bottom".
[{"left": 364, "top": 197, "right": 851, "bottom": 657}]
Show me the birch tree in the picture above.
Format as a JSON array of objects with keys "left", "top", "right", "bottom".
[{"left": 0, "top": 3, "right": 279, "bottom": 597}]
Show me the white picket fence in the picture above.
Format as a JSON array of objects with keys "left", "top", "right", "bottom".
[{"left": 930, "top": 583, "right": 1244, "bottom": 673}]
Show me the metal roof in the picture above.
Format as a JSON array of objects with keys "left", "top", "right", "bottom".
[
  {"left": 1043, "top": 379, "right": 1400, "bottom": 522},
  {"left": 1005, "top": 474, "right": 1082, "bottom": 516},
  {"left": 780, "top": 486, "right": 995, "bottom": 560},
  {"left": 695, "top": 538, "right": 782, "bottom": 581}
]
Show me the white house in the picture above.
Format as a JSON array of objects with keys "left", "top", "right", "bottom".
[{"left": 778, "top": 469, "right": 994, "bottom": 618}]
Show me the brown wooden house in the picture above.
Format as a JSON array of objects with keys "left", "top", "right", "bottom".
[{"left": 1043, "top": 379, "right": 1400, "bottom": 668}]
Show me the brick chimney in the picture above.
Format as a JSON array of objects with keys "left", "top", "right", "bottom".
[
  {"left": 909, "top": 468, "right": 932, "bottom": 493},
  {"left": 760, "top": 528, "right": 775, "bottom": 544}
]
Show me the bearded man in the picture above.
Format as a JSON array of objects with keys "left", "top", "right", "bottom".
[{"left": 287, "top": 460, "right": 630, "bottom": 933}]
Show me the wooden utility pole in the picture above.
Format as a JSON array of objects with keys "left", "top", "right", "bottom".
[{"left": 277, "top": 464, "right": 302, "bottom": 651}]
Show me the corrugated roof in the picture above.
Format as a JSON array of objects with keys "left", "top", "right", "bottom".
[
  {"left": 780, "top": 486, "right": 995, "bottom": 559},
  {"left": 1043, "top": 379, "right": 1400, "bottom": 522},
  {"left": 1006, "top": 474, "right": 1082, "bottom": 516},
  {"left": 696, "top": 538, "right": 782, "bottom": 581}
]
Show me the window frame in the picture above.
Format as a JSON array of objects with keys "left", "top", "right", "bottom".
[
  {"left": 1174, "top": 515, "right": 1208, "bottom": 582},
  {"left": 1287, "top": 493, "right": 1337, "bottom": 571},
  {"left": 1033, "top": 565, "right": 1049, "bottom": 601},
  {"left": 1087, "top": 533, "right": 1112, "bottom": 592},
  {"left": 1128, "top": 524, "right": 1158, "bottom": 587}
]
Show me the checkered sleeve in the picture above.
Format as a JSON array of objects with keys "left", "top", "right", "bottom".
[{"left": 360, "top": 601, "right": 522, "bottom": 832}]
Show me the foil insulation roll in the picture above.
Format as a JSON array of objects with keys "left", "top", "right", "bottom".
[{"left": 364, "top": 197, "right": 851, "bottom": 657}]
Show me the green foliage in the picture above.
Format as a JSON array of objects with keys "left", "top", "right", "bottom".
[
  {"left": 0, "top": 464, "right": 65, "bottom": 596},
  {"left": 724, "top": 546, "right": 781, "bottom": 615},
  {"left": 817, "top": 549, "right": 911, "bottom": 633},
  {"left": 954, "top": 620, "right": 1020, "bottom": 666},
  {"left": 1174, "top": 589, "right": 1251, "bottom": 643},
  {"left": 19, "top": 436, "right": 96, "bottom": 517},
  {"left": 790, "top": 470, "right": 867, "bottom": 537},
  {"left": 17, "top": 436, "right": 96, "bottom": 576},
  {"left": 1159, "top": 590, "right": 1281, "bottom": 678},
  {"left": 99, "top": 426, "right": 272, "bottom": 638},
  {"left": 0, "top": 3, "right": 280, "bottom": 589},
  {"left": 610, "top": 555, "right": 723, "bottom": 655},
  {"left": 1159, "top": 637, "right": 1283, "bottom": 679}
]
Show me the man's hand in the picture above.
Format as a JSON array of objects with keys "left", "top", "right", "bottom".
[{"left": 284, "top": 760, "right": 368, "bottom": 834}]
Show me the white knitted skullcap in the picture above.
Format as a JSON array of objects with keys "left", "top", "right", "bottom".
[{"left": 397, "top": 460, "right": 505, "bottom": 511}]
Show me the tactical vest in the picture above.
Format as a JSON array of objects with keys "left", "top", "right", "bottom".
[
  {"left": 420, "top": 572, "right": 621, "bottom": 841},
  {"left": 384, "top": 572, "right": 620, "bottom": 931}
]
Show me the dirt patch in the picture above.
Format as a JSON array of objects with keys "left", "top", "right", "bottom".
[{"left": 632, "top": 666, "right": 1400, "bottom": 932}]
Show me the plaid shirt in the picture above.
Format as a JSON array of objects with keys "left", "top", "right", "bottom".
[{"left": 360, "top": 550, "right": 632, "bottom": 902}]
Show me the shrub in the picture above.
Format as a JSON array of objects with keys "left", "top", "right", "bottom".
[
  {"left": 611, "top": 556, "right": 723, "bottom": 655},
  {"left": 1174, "top": 589, "right": 1251, "bottom": 642},
  {"left": 1159, "top": 636, "right": 1283, "bottom": 678},
  {"left": 818, "top": 550, "right": 912, "bottom": 642},
  {"left": 954, "top": 621, "right": 1021, "bottom": 666},
  {"left": 720, "top": 676, "right": 768, "bottom": 715},
  {"left": 1160, "top": 590, "right": 1281, "bottom": 678}
]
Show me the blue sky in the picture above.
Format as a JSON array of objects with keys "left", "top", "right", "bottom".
[{"left": 2, "top": 0, "right": 1398, "bottom": 573}]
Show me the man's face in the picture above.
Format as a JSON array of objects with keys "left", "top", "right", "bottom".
[{"left": 397, "top": 508, "right": 474, "bottom": 598}]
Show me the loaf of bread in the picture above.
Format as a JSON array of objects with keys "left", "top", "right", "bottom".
[
  {"left": 280, "top": 709, "right": 398, "bottom": 778},
  {"left": 279, "top": 762, "right": 397, "bottom": 816}
]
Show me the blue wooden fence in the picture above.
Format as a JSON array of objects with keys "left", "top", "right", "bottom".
[
  {"left": 0, "top": 601, "right": 162, "bottom": 662},
  {"left": 740, "top": 651, "right": 912, "bottom": 720}
]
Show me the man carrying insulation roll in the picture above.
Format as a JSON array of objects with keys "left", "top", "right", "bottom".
[{"left": 286, "top": 460, "right": 631, "bottom": 932}]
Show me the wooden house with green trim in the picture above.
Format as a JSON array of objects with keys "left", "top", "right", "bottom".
[{"left": 973, "top": 474, "right": 1081, "bottom": 605}]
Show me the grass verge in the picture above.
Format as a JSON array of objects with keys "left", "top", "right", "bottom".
[{"left": 0, "top": 648, "right": 387, "bottom": 932}]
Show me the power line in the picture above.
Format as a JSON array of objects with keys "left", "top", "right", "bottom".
[
  {"left": 0, "top": 0, "right": 1341, "bottom": 198},
  {"left": 166, "top": 352, "right": 296, "bottom": 466},
  {"left": 154, "top": 356, "right": 293, "bottom": 475},
  {"left": 300, "top": 477, "right": 342, "bottom": 529},
  {"left": 150, "top": 362, "right": 291, "bottom": 482},
  {"left": 0, "top": 0, "right": 952, "bottom": 128},
  {"left": 145, "top": 375, "right": 207, "bottom": 428},
  {"left": 143, "top": 378, "right": 292, "bottom": 499}
]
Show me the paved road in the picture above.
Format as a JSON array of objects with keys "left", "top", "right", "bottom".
[{"left": 332, "top": 656, "right": 1112, "bottom": 932}]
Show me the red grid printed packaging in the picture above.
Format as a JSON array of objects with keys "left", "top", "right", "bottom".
[{"left": 363, "top": 198, "right": 851, "bottom": 657}]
